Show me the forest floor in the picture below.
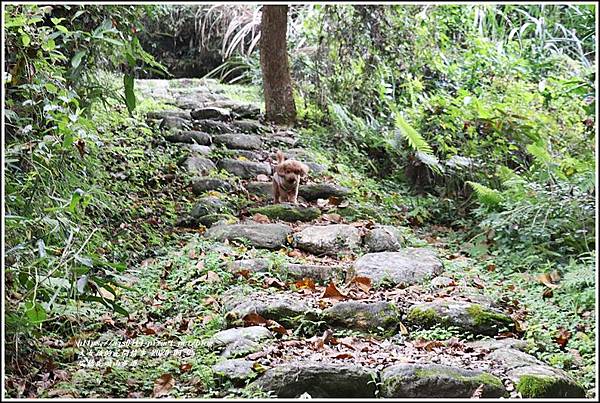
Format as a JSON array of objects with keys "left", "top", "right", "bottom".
[{"left": 12, "top": 78, "right": 594, "bottom": 399}]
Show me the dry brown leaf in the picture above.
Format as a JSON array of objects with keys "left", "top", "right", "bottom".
[
  {"left": 398, "top": 321, "right": 409, "bottom": 335},
  {"left": 555, "top": 327, "right": 571, "bottom": 348},
  {"left": 333, "top": 353, "right": 353, "bottom": 359},
  {"left": 471, "top": 383, "right": 485, "bottom": 398},
  {"left": 537, "top": 272, "right": 560, "bottom": 289},
  {"left": 266, "top": 319, "right": 287, "bottom": 335},
  {"left": 234, "top": 269, "right": 251, "bottom": 279},
  {"left": 253, "top": 213, "right": 270, "bottom": 224},
  {"left": 179, "top": 363, "right": 192, "bottom": 373},
  {"left": 349, "top": 276, "right": 372, "bottom": 293},
  {"left": 243, "top": 312, "right": 268, "bottom": 327},
  {"left": 413, "top": 339, "right": 444, "bottom": 351},
  {"left": 152, "top": 374, "right": 174, "bottom": 398},
  {"left": 264, "top": 277, "right": 286, "bottom": 289},
  {"left": 294, "top": 278, "right": 316, "bottom": 291},
  {"left": 321, "top": 281, "right": 348, "bottom": 301},
  {"left": 287, "top": 249, "right": 304, "bottom": 258},
  {"left": 322, "top": 213, "right": 342, "bottom": 223}
]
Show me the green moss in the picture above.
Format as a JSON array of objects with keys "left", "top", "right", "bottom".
[
  {"left": 198, "top": 214, "right": 238, "bottom": 227},
  {"left": 466, "top": 304, "right": 513, "bottom": 328},
  {"left": 248, "top": 205, "right": 321, "bottom": 222},
  {"left": 406, "top": 307, "right": 444, "bottom": 326},
  {"left": 516, "top": 375, "right": 559, "bottom": 397},
  {"left": 413, "top": 368, "right": 505, "bottom": 395}
]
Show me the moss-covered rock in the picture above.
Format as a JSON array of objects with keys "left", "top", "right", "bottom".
[
  {"left": 406, "top": 300, "right": 514, "bottom": 336},
  {"left": 322, "top": 301, "right": 400, "bottom": 331},
  {"left": 249, "top": 204, "right": 321, "bottom": 222},
  {"left": 198, "top": 213, "right": 238, "bottom": 227},
  {"left": 515, "top": 372, "right": 585, "bottom": 398},
  {"left": 380, "top": 363, "right": 507, "bottom": 397}
]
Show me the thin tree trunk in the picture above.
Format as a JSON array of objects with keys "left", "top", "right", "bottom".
[{"left": 260, "top": 5, "right": 296, "bottom": 125}]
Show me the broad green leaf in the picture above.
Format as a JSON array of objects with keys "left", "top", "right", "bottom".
[
  {"left": 25, "top": 301, "right": 47, "bottom": 323},
  {"left": 42, "top": 39, "right": 56, "bottom": 51},
  {"left": 44, "top": 82, "right": 58, "bottom": 94},
  {"left": 101, "top": 36, "right": 124, "bottom": 46}
]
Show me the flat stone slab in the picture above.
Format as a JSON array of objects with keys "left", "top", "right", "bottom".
[
  {"left": 364, "top": 225, "right": 405, "bottom": 252},
  {"left": 184, "top": 156, "right": 217, "bottom": 175},
  {"left": 380, "top": 363, "right": 506, "bottom": 398},
  {"left": 223, "top": 290, "right": 313, "bottom": 327},
  {"left": 165, "top": 130, "right": 211, "bottom": 145},
  {"left": 252, "top": 362, "right": 378, "bottom": 397},
  {"left": 210, "top": 100, "right": 260, "bottom": 119},
  {"left": 213, "top": 134, "right": 262, "bottom": 150},
  {"left": 192, "top": 178, "right": 233, "bottom": 194},
  {"left": 206, "top": 326, "right": 273, "bottom": 358},
  {"left": 489, "top": 348, "right": 585, "bottom": 398},
  {"left": 228, "top": 259, "right": 345, "bottom": 282},
  {"left": 322, "top": 301, "right": 399, "bottom": 331},
  {"left": 147, "top": 110, "right": 191, "bottom": 121},
  {"left": 219, "top": 158, "right": 271, "bottom": 179},
  {"left": 352, "top": 249, "right": 443, "bottom": 287},
  {"left": 295, "top": 224, "right": 361, "bottom": 256},
  {"left": 184, "top": 144, "right": 211, "bottom": 155},
  {"left": 190, "top": 107, "right": 231, "bottom": 121},
  {"left": 205, "top": 223, "right": 292, "bottom": 249},
  {"left": 249, "top": 204, "right": 321, "bottom": 222},
  {"left": 212, "top": 358, "right": 257, "bottom": 385},
  {"left": 406, "top": 300, "right": 514, "bottom": 336},
  {"left": 217, "top": 149, "right": 264, "bottom": 161},
  {"left": 299, "top": 183, "right": 350, "bottom": 201},
  {"left": 466, "top": 338, "right": 531, "bottom": 352}
]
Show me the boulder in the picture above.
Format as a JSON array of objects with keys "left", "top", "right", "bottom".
[
  {"left": 190, "top": 107, "right": 231, "bottom": 121},
  {"left": 295, "top": 224, "right": 361, "bottom": 256},
  {"left": 228, "top": 259, "right": 345, "bottom": 283},
  {"left": 160, "top": 116, "right": 191, "bottom": 131},
  {"left": 363, "top": 225, "right": 405, "bottom": 252},
  {"left": 195, "top": 119, "right": 235, "bottom": 134},
  {"left": 192, "top": 178, "right": 233, "bottom": 194},
  {"left": 212, "top": 358, "right": 257, "bottom": 385},
  {"left": 206, "top": 326, "right": 273, "bottom": 359},
  {"left": 183, "top": 156, "right": 217, "bottom": 175},
  {"left": 299, "top": 183, "right": 350, "bottom": 201}
]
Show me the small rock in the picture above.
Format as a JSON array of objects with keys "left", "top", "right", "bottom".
[
  {"left": 246, "top": 182, "right": 274, "bottom": 199},
  {"left": 207, "top": 326, "right": 273, "bottom": 358},
  {"left": 352, "top": 249, "right": 443, "bottom": 287},
  {"left": 219, "top": 158, "right": 271, "bottom": 179},
  {"left": 252, "top": 362, "right": 378, "bottom": 397},
  {"left": 249, "top": 204, "right": 321, "bottom": 222},
  {"left": 364, "top": 225, "right": 405, "bottom": 252},
  {"left": 190, "top": 196, "right": 231, "bottom": 218},
  {"left": 160, "top": 116, "right": 191, "bottom": 130},
  {"left": 184, "top": 144, "right": 212, "bottom": 155},
  {"left": 430, "top": 276, "right": 455, "bottom": 289},
  {"left": 191, "top": 107, "right": 231, "bottom": 121},
  {"left": 205, "top": 223, "right": 292, "bottom": 249},
  {"left": 192, "top": 178, "right": 233, "bottom": 194},
  {"left": 322, "top": 301, "right": 400, "bottom": 331},
  {"left": 213, "top": 134, "right": 262, "bottom": 150},
  {"left": 212, "top": 358, "right": 257, "bottom": 385},
  {"left": 380, "top": 363, "right": 507, "bottom": 398},
  {"left": 295, "top": 224, "right": 361, "bottom": 256},
  {"left": 184, "top": 156, "right": 217, "bottom": 175},
  {"left": 198, "top": 213, "right": 238, "bottom": 227},
  {"left": 165, "top": 130, "right": 212, "bottom": 145}
]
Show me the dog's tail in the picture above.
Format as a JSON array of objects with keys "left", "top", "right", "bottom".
[{"left": 276, "top": 150, "right": 285, "bottom": 164}]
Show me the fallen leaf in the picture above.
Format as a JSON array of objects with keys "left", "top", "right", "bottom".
[
  {"left": 321, "top": 281, "right": 347, "bottom": 301},
  {"left": 266, "top": 319, "right": 287, "bottom": 335},
  {"left": 243, "top": 312, "right": 268, "bottom": 327},
  {"left": 472, "top": 276, "right": 486, "bottom": 289},
  {"left": 264, "top": 277, "right": 286, "bottom": 289},
  {"left": 542, "top": 288, "right": 554, "bottom": 299},
  {"left": 333, "top": 353, "right": 353, "bottom": 359},
  {"left": 398, "top": 322, "right": 409, "bottom": 335},
  {"left": 322, "top": 213, "right": 342, "bottom": 223},
  {"left": 537, "top": 272, "right": 560, "bottom": 289},
  {"left": 152, "top": 374, "right": 174, "bottom": 398},
  {"left": 471, "top": 383, "right": 485, "bottom": 398},
  {"left": 413, "top": 339, "right": 444, "bottom": 351},
  {"left": 294, "top": 278, "right": 316, "bottom": 291},
  {"left": 349, "top": 276, "right": 372, "bottom": 293},
  {"left": 253, "top": 213, "right": 270, "bottom": 224},
  {"left": 287, "top": 249, "right": 304, "bottom": 258},
  {"left": 555, "top": 327, "right": 571, "bottom": 348},
  {"left": 234, "top": 269, "right": 251, "bottom": 279}
]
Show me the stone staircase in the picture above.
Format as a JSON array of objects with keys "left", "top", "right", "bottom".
[{"left": 139, "top": 79, "right": 585, "bottom": 399}]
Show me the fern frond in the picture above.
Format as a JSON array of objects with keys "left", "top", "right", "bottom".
[
  {"left": 526, "top": 142, "right": 552, "bottom": 165},
  {"left": 467, "top": 181, "right": 504, "bottom": 207},
  {"left": 394, "top": 113, "right": 433, "bottom": 154}
]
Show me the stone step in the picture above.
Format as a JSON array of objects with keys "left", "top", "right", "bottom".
[
  {"left": 227, "top": 258, "right": 346, "bottom": 283},
  {"left": 190, "top": 106, "right": 231, "bottom": 121},
  {"left": 146, "top": 110, "right": 191, "bottom": 121},
  {"left": 406, "top": 299, "right": 514, "bottom": 336},
  {"left": 351, "top": 249, "right": 443, "bottom": 287},
  {"left": 166, "top": 130, "right": 212, "bottom": 145},
  {"left": 183, "top": 156, "right": 217, "bottom": 176},
  {"left": 322, "top": 300, "right": 399, "bottom": 332},
  {"left": 191, "top": 178, "right": 233, "bottom": 194},
  {"left": 249, "top": 204, "right": 321, "bottom": 222},
  {"left": 213, "top": 133, "right": 262, "bottom": 150},
  {"left": 294, "top": 224, "right": 361, "bottom": 256}
]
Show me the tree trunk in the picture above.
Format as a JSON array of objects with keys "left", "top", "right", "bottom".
[{"left": 260, "top": 5, "right": 296, "bottom": 125}]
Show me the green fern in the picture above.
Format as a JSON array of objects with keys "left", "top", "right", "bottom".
[
  {"left": 467, "top": 181, "right": 504, "bottom": 207},
  {"left": 526, "top": 142, "right": 552, "bottom": 165},
  {"left": 394, "top": 113, "right": 433, "bottom": 154}
]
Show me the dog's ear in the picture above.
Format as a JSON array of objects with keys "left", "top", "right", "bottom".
[{"left": 276, "top": 150, "right": 285, "bottom": 164}]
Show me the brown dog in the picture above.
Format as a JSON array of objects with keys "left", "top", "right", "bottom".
[{"left": 272, "top": 150, "right": 309, "bottom": 204}]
